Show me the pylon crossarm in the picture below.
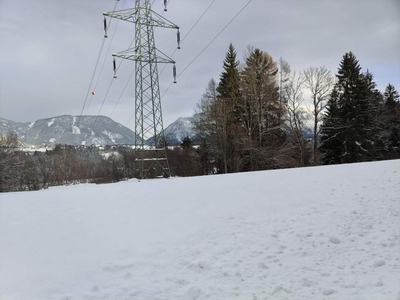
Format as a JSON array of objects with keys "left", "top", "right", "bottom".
[
  {"left": 149, "top": 10, "right": 179, "bottom": 29},
  {"left": 155, "top": 47, "right": 176, "bottom": 64},
  {"left": 113, "top": 49, "right": 175, "bottom": 64},
  {"left": 112, "top": 49, "right": 138, "bottom": 60},
  {"left": 103, "top": 8, "right": 137, "bottom": 23},
  {"left": 104, "top": 8, "right": 179, "bottom": 30}
]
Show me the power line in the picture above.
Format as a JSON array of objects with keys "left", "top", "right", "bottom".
[
  {"left": 182, "top": 0, "right": 217, "bottom": 44},
  {"left": 72, "top": 37, "right": 106, "bottom": 145},
  {"left": 179, "top": 0, "right": 252, "bottom": 77},
  {"left": 97, "top": 78, "right": 115, "bottom": 115},
  {"left": 161, "top": 0, "right": 253, "bottom": 99},
  {"left": 159, "top": 0, "right": 216, "bottom": 76},
  {"left": 97, "top": 36, "right": 136, "bottom": 115},
  {"left": 72, "top": 0, "right": 120, "bottom": 144},
  {"left": 86, "top": 0, "right": 126, "bottom": 115},
  {"left": 78, "top": 37, "right": 107, "bottom": 118},
  {"left": 110, "top": 68, "right": 135, "bottom": 117},
  {"left": 106, "top": 0, "right": 121, "bottom": 29}
]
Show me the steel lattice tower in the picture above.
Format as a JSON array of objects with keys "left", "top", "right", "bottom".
[{"left": 104, "top": 0, "right": 179, "bottom": 179}]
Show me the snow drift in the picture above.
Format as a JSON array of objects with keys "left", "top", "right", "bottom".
[{"left": 0, "top": 160, "right": 399, "bottom": 300}]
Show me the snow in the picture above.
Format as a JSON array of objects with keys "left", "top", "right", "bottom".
[
  {"left": 0, "top": 160, "right": 399, "bottom": 300},
  {"left": 103, "top": 130, "right": 116, "bottom": 143},
  {"left": 71, "top": 117, "right": 81, "bottom": 135},
  {"left": 28, "top": 121, "right": 35, "bottom": 129},
  {"left": 72, "top": 126, "right": 81, "bottom": 135},
  {"left": 101, "top": 151, "right": 120, "bottom": 159},
  {"left": 102, "top": 130, "right": 123, "bottom": 143},
  {"left": 49, "top": 138, "right": 56, "bottom": 143},
  {"left": 47, "top": 118, "right": 55, "bottom": 127}
]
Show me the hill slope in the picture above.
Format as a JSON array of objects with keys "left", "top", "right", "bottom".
[
  {"left": 0, "top": 115, "right": 139, "bottom": 146},
  {"left": 0, "top": 118, "right": 30, "bottom": 138},
  {"left": 0, "top": 161, "right": 399, "bottom": 300},
  {"left": 146, "top": 116, "right": 198, "bottom": 146}
]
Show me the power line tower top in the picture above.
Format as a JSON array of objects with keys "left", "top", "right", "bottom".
[{"left": 104, "top": 0, "right": 180, "bottom": 179}]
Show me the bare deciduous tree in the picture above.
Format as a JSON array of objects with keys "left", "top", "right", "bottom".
[
  {"left": 194, "top": 79, "right": 226, "bottom": 173},
  {"left": 285, "top": 72, "right": 310, "bottom": 166},
  {"left": 279, "top": 57, "right": 291, "bottom": 121},
  {"left": 303, "top": 66, "right": 334, "bottom": 163}
]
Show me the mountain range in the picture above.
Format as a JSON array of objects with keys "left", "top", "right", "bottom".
[
  {"left": 1, "top": 115, "right": 313, "bottom": 147},
  {"left": 0, "top": 115, "right": 197, "bottom": 147}
]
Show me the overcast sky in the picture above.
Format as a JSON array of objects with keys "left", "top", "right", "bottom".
[{"left": 1, "top": 0, "right": 399, "bottom": 128}]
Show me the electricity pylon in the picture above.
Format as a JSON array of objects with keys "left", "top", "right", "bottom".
[{"left": 104, "top": 0, "right": 180, "bottom": 179}]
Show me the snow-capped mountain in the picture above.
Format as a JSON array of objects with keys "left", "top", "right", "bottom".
[
  {"left": 0, "top": 118, "right": 30, "bottom": 138},
  {"left": 146, "top": 117, "right": 199, "bottom": 146},
  {"left": 0, "top": 115, "right": 140, "bottom": 146},
  {"left": 1, "top": 115, "right": 316, "bottom": 147}
]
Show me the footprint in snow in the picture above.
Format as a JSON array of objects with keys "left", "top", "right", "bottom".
[
  {"left": 258, "top": 262, "right": 269, "bottom": 269},
  {"left": 374, "top": 259, "right": 386, "bottom": 267},
  {"left": 321, "top": 287, "right": 335, "bottom": 295},
  {"left": 329, "top": 237, "right": 341, "bottom": 244}
]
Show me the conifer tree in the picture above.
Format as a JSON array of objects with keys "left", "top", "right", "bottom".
[
  {"left": 319, "top": 52, "right": 376, "bottom": 164},
  {"left": 214, "top": 44, "right": 241, "bottom": 173},
  {"left": 240, "top": 48, "right": 279, "bottom": 147},
  {"left": 238, "top": 48, "right": 291, "bottom": 170},
  {"left": 384, "top": 84, "right": 400, "bottom": 111},
  {"left": 216, "top": 43, "right": 241, "bottom": 104},
  {"left": 382, "top": 84, "right": 400, "bottom": 157},
  {"left": 180, "top": 136, "right": 193, "bottom": 150}
]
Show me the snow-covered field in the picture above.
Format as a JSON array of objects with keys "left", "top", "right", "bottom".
[{"left": 0, "top": 160, "right": 399, "bottom": 300}]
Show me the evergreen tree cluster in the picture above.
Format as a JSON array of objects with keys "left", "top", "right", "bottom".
[
  {"left": 319, "top": 52, "right": 400, "bottom": 164},
  {"left": 193, "top": 46, "right": 399, "bottom": 174},
  {"left": 194, "top": 44, "right": 302, "bottom": 174}
]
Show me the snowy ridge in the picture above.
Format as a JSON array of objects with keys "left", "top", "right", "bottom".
[
  {"left": 0, "top": 118, "right": 30, "bottom": 137},
  {"left": 0, "top": 160, "right": 399, "bottom": 299},
  {"left": 47, "top": 118, "right": 55, "bottom": 127},
  {"left": 0, "top": 115, "right": 140, "bottom": 146},
  {"left": 147, "top": 116, "right": 199, "bottom": 146}
]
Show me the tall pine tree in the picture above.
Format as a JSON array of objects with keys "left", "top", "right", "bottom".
[
  {"left": 240, "top": 48, "right": 279, "bottom": 147},
  {"left": 216, "top": 43, "right": 241, "bottom": 103},
  {"left": 382, "top": 84, "right": 400, "bottom": 157},
  {"left": 319, "top": 52, "right": 376, "bottom": 164},
  {"left": 213, "top": 43, "right": 241, "bottom": 173}
]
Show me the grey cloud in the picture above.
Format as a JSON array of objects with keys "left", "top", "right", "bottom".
[{"left": 0, "top": 0, "right": 399, "bottom": 128}]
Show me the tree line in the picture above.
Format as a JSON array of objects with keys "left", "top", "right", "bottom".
[
  {"left": 1, "top": 45, "right": 399, "bottom": 192},
  {"left": 191, "top": 45, "right": 399, "bottom": 173},
  {"left": 0, "top": 138, "right": 129, "bottom": 192},
  {"left": 0, "top": 133, "right": 206, "bottom": 192}
]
